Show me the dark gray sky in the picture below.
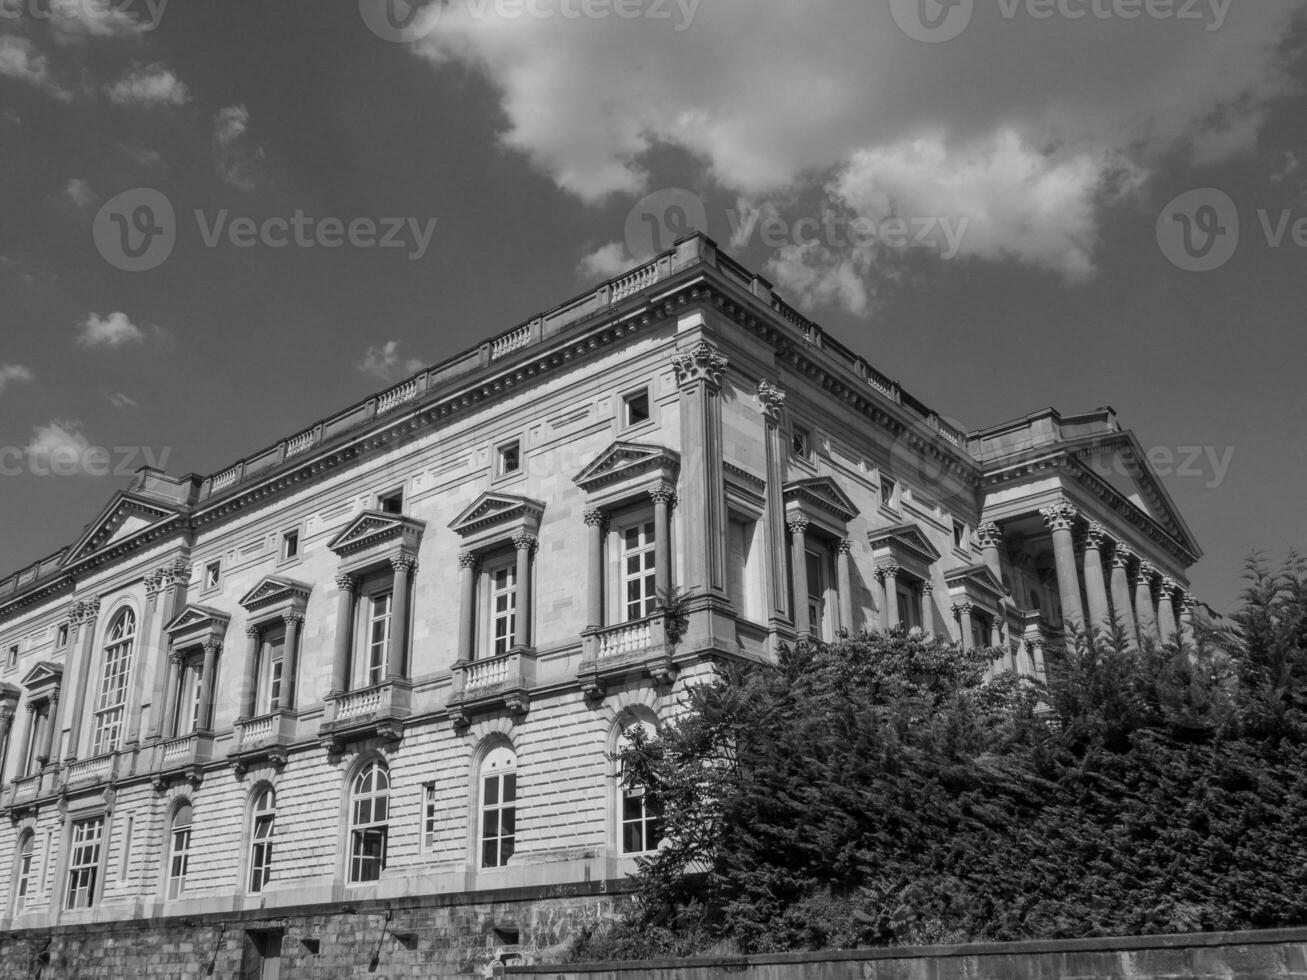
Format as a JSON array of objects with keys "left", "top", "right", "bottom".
[{"left": 1, "top": 0, "right": 1305, "bottom": 614}]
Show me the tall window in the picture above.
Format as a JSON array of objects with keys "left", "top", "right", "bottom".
[
  {"left": 12, "top": 832, "right": 34, "bottom": 912},
  {"left": 423, "top": 782, "right": 439, "bottom": 851},
  {"left": 249, "top": 787, "right": 275, "bottom": 893},
  {"left": 348, "top": 762, "right": 389, "bottom": 883},
  {"left": 491, "top": 565, "right": 517, "bottom": 657},
  {"left": 364, "top": 592, "right": 392, "bottom": 688},
  {"left": 258, "top": 630, "right": 286, "bottom": 715},
  {"left": 622, "top": 522, "right": 657, "bottom": 621},
  {"left": 727, "top": 516, "right": 761, "bottom": 623},
  {"left": 480, "top": 746, "right": 516, "bottom": 869},
  {"left": 92, "top": 608, "right": 136, "bottom": 756},
  {"left": 167, "top": 803, "right": 193, "bottom": 899},
  {"left": 619, "top": 723, "right": 663, "bottom": 854},
  {"left": 65, "top": 816, "right": 104, "bottom": 909},
  {"left": 172, "top": 660, "right": 203, "bottom": 736}
]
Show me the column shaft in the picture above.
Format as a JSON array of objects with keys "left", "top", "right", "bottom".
[
  {"left": 789, "top": 519, "right": 811, "bottom": 638},
  {"left": 64, "top": 600, "right": 100, "bottom": 762},
  {"left": 1041, "top": 505, "right": 1084, "bottom": 640},
  {"left": 758, "top": 383, "right": 791, "bottom": 631},
  {"left": 513, "top": 535, "right": 534, "bottom": 649},
  {"left": 1136, "top": 564, "right": 1159, "bottom": 645},
  {"left": 880, "top": 568, "right": 901, "bottom": 630},
  {"left": 239, "top": 628, "right": 260, "bottom": 719},
  {"left": 584, "top": 513, "right": 605, "bottom": 631},
  {"left": 674, "top": 340, "right": 729, "bottom": 596},
  {"left": 1157, "top": 580, "right": 1179, "bottom": 642},
  {"left": 146, "top": 565, "right": 189, "bottom": 740},
  {"left": 836, "top": 542, "right": 854, "bottom": 635},
  {"left": 9, "top": 706, "right": 30, "bottom": 778},
  {"left": 160, "top": 654, "right": 180, "bottom": 738},
  {"left": 38, "top": 695, "right": 58, "bottom": 765},
  {"left": 1082, "top": 525, "right": 1112, "bottom": 636},
  {"left": 457, "top": 554, "right": 479, "bottom": 662},
  {"left": 652, "top": 491, "right": 673, "bottom": 606},
  {"left": 387, "top": 558, "right": 414, "bottom": 680},
  {"left": 282, "top": 615, "right": 302, "bottom": 710},
  {"left": 956, "top": 605, "right": 975, "bottom": 651},
  {"left": 332, "top": 575, "right": 356, "bottom": 694},
  {"left": 196, "top": 641, "right": 220, "bottom": 731},
  {"left": 1110, "top": 547, "right": 1139, "bottom": 649}
]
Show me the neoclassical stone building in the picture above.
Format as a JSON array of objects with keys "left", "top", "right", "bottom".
[{"left": 0, "top": 234, "right": 1202, "bottom": 975}]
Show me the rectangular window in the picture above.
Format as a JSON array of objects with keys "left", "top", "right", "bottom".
[
  {"left": 250, "top": 813, "right": 274, "bottom": 893},
  {"left": 791, "top": 425, "right": 812, "bottom": 460},
  {"left": 423, "top": 782, "right": 438, "bottom": 850},
  {"left": 489, "top": 565, "right": 518, "bottom": 657},
  {"left": 481, "top": 771, "right": 516, "bottom": 868},
  {"left": 880, "top": 477, "right": 897, "bottom": 510},
  {"left": 366, "top": 592, "right": 392, "bottom": 688},
  {"left": 953, "top": 520, "right": 967, "bottom": 551},
  {"left": 622, "top": 786, "right": 664, "bottom": 854},
  {"left": 378, "top": 489, "right": 404, "bottom": 515},
  {"left": 898, "top": 585, "right": 922, "bottom": 631},
  {"left": 120, "top": 816, "right": 133, "bottom": 882},
  {"left": 65, "top": 817, "right": 104, "bottom": 909},
  {"left": 57, "top": 624, "right": 69, "bottom": 648},
  {"left": 259, "top": 632, "right": 286, "bottom": 714},
  {"left": 805, "top": 548, "right": 834, "bottom": 640},
  {"left": 497, "top": 440, "right": 521, "bottom": 477},
  {"left": 349, "top": 827, "right": 387, "bottom": 883},
  {"left": 167, "top": 825, "right": 191, "bottom": 899},
  {"left": 622, "top": 389, "right": 650, "bottom": 427},
  {"left": 622, "top": 522, "right": 658, "bottom": 621},
  {"left": 14, "top": 839, "right": 34, "bottom": 911},
  {"left": 281, "top": 530, "right": 299, "bottom": 561},
  {"left": 727, "top": 517, "right": 762, "bottom": 623},
  {"left": 92, "top": 641, "right": 133, "bottom": 756},
  {"left": 5, "top": 645, "right": 16, "bottom": 670},
  {"left": 204, "top": 561, "right": 221, "bottom": 591}
]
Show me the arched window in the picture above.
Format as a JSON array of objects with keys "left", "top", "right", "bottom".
[
  {"left": 92, "top": 608, "right": 136, "bottom": 756},
  {"left": 479, "top": 746, "right": 516, "bottom": 868},
  {"left": 348, "top": 761, "right": 389, "bottom": 883},
  {"left": 249, "top": 787, "right": 276, "bottom": 893},
  {"left": 166, "top": 802, "right": 193, "bottom": 899},
  {"left": 617, "top": 721, "right": 663, "bottom": 854},
  {"left": 11, "top": 831, "right": 34, "bottom": 913}
]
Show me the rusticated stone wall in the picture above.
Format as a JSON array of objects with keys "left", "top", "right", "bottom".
[
  {"left": 511, "top": 927, "right": 1307, "bottom": 980},
  {"left": 0, "top": 882, "right": 626, "bottom": 980}
]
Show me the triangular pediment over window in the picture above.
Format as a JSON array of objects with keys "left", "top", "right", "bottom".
[
  {"left": 238, "top": 577, "right": 312, "bottom": 612},
  {"left": 326, "top": 511, "right": 425, "bottom": 559},
  {"left": 164, "top": 604, "right": 231, "bottom": 635},
  {"left": 19, "top": 661, "right": 63, "bottom": 693},
  {"left": 868, "top": 523, "right": 943, "bottom": 568},
  {"left": 945, "top": 564, "right": 1010, "bottom": 607},
  {"left": 62, "top": 492, "right": 182, "bottom": 566},
  {"left": 573, "top": 442, "right": 680, "bottom": 497},
  {"left": 783, "top": 478, "right": 859, "bottom": 525},
  {"left": 449, "top": 493, "right": 545, "bottom": 538}
]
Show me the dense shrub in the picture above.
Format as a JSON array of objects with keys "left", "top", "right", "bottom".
[{"left": 571, "top": 556, "right": 1307, "bottom": 958}]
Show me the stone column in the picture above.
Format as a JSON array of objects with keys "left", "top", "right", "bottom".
[
  {"left": 990, "top": 615, "right": 1003, "bottom": 651},
  {"left": 1082, "top": 522, "right": 1112, "bottom": 637},
  {"left": 878, "top": 564, "right": 901, "bottom": 630},
  {"left": 282, "top": 613, "right": 303, "bottom": 710},
  {"left": 673, "top": 341, "right": 729, "bottom": 597},
  {"left": 331, "top": 573, "right": 357, "bottom": 694},
  {"left": 511, "top": 533, "right": 536, "bottom": 650},
  {"left": 387, "top": 556, "right": 416, "bottom": 680},
  {"left": 787, "top": 516, "right": 812, "bottom": 638},
  {"left": 38, "top": 693, "right": 58, "bottom": 766},
  {"left": 1040, "top": 503, "right": 1084, "bottom": 641},
  {"left": 1135, "top": 562, "right": 1159, "bottom": 645},
  {"left": 918, "top": 582, "right": 935, "bottom": 631},
  {"left": 196, "top": 640, "right": 220, "bottom": 732},
  {"left": 64, "top": 597, "right": 101, "bottom": 762},
  {"left": 758, "top": 382, "right": 791, "bottom": 635},
  {"left": 124, "top": 570, "right": 163, "bottom": 748},
  {"left": 977, "top": 522, "right": 1004, "bottom": 578},
  {"left": 1180, "top": 592, "right": 1198, "bottom": 648},
  {"left": 11, "top": 701, "right": 32, "bottom": 778},
  {"left": 836, "top": 540, "right": 855, "bottom": 635},
  {"left": 954, "top": 602, "right": 975, "bottom": 651},
  {"left": 161, "top": 650, "right": 182, "bottom": 738},
  {"left": 1157, "top": 579, "right": 1179, "bottom": 643},
  {"left": 1109, "top": 544, "right": 1139, "bottom": 650},
  {"left": 584, "top": 511, "right": 605, "bottom": 632},
  {"left": 0, "top": 706, "right": 12, "bottom": 786},
  {"left": 146, "top": 562, "right": 191, "bottom": 740},
  {"left": 650, "top": 487, "right": 675, "bottom": 607},
  {"left": 239, "top": 626, "right": 261, "bottom": 720}
]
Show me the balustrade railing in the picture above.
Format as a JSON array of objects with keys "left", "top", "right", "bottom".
[
  {"left": 597, "top": 618, "right": 660, "bottom": 659},
  {"left": 491, "top": 324, "right": 532, "bottom": 360},
  {"left": 377, "top": 378, "right": 421, "bottom": 414}
]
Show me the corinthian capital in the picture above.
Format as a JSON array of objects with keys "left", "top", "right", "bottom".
[
  {"left": 757, "top": 380, "right": 787, "bottom": 422},
  {"left": 1039, "top": 502, "right": 1078, "bottom": 534},
  {"left": 1111, "top": 542, "right": 1136, "bottom": 569},
  {"left": 672, "top": 341, "right": 728, "bottom": 391},
  {"left": 1083, "top": 521, "right": 1107, "bottom": 550},
  {"left": 977, "top": 522, "right": 1003, "bottom": 550}
]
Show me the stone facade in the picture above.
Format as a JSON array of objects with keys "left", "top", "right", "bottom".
[{"left": 0, "top": 234, "right": 1203, "bottom": 973}]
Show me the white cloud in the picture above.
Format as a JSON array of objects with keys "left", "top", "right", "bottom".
[
  {"left": 107, "top": 391, "right": 138, "bottom": 410},
  {"left": 0, "top": 35, "right": 72, "bottom": 101},
  {"left": 48, "top": 0, "right": 152, "bottom": 43},
  {"left": 25, "top": 421, "right": 104, "bottom": 479},
  {"left": 0, "top": 364, "right": 34, "bottom": 395},
  {"left": 212, "top": 104, "right": 264, "bottom": 191},
  {"left": 358, "top": 341, "right": 424, "bottom": 383},
  {"left": 105, "top": 63, "right": 189, "bottom": 106},
  {"left": 64, "top": 177, "right": 96, "bottom": 208},
  {"left": 409, "top": 2, "right": 1307, "bottom": 305},
  {"left": 77, "top": 311, "right": 146, "bottom": 347},
  {"left": 578, "top": 242, "right": 634, "bottom": 280}
]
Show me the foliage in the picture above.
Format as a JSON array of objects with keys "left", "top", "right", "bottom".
[{"left": 572, "top": 556, "right": 1307, "bottom": 958}]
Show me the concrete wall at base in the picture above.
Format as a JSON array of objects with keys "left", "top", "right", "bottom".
[{"left": 512, "top": 927, "right": 1307, "bottom": 980}]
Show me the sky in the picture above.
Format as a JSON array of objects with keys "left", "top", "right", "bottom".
[{"left": 1, "top": 0, "right": 1306, "bottom": 614}]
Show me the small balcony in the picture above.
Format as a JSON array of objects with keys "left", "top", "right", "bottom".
[
  {"left": 62, "top": 751, "right": 120, "bottom": 791},
  {"left": 6, "top": 768, "right": 56, "bottom": 810},
  {"left": 229, "top": 710, "right": 297, "bottom": 776},
  {"left": 448, "top": 649, "right": 537, "bottom": 728},
  {"left": 579, "top": 615, "right": 675, "bottom": 700},
  {"left": 318, "top": 680, "right": 412, "bottom": 754},
  {"left": 150, "top": 732, "right": 215, "bottom": 790}
]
